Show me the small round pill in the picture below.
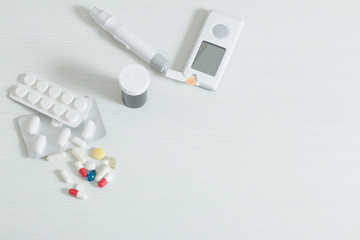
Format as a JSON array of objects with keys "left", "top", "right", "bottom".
[
  {"left": 27, "top": 92, "right": 40, "bottom": 104},
  {"left": 36, "top": 80, "right": 48, "bottom": 92},
  {"left": 93, "top": 148, "right": 105, "bottom": 160},
  {"left": 61, "top": 92, "right": 74, "bottom": 104},
  {"left": 39, "top": 98, "right": 53, "bottom": 110},
  {"left": 85, "top": 161, "right": 96, "bottom": 171},
  {"left": 74, "top": 98, "right": 87, "bottom": 111},
  {"left": 74, "top": 184, "right": 84, "bottom": 191},
  {"left": 27, "top": 116, "right": 40, "bottom": 136},
  {"left": 60, "top": 169, "right": 72, "bottom": 183},
  {"left": 15, "top": 86, "right": 28, "bottom": 98},
  {"left": 65, "top": 110, "right": 79, "bottom": 123},
  {"left": 23, "top": 74, "right": 37, "bottom": 86},
  {"left": 52, "top": 104, "right": 65, "bottom": 116},
  {"left": 48, "top": 86, "right": 61, "bottom": 98}
]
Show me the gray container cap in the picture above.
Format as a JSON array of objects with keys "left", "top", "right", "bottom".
[{"left": 119, "top": 64, "right": 149, "bottom": 96}]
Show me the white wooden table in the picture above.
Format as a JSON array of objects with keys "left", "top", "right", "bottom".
[{"left": 1, "top": 0, "right": 360, "bottom": 239}]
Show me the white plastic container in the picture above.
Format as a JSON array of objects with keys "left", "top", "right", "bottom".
[{"left": 118, "top": 64, "right": 149, "bottom": 108}]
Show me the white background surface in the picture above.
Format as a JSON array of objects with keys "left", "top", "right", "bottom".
[{"left": 1, "top": 0, "right": 360, "bottom": 239}]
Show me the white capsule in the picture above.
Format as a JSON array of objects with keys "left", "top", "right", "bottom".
[
  {"left": 26, "top": 116, "right": 40, "bottom": 136},
  {"left": 82, "top": 120, "right": 96, "bottom": 140},
  {"left": 85, "top": 161, "right": 95, "bottom": 171},
  {"left": 50, "top": 119, "right": 62, "bottom": 128},
  {"left": 104, "top": 172, "right": 114, "bottom": 182},
  {"left": 36, "top": 80, "right": 48, "bottom": 92},
  {"left": 71, "top": 148, "right": 87, "bottom": 164},
  {"left": 15, "top": 86, "right": 28, "bottom": 98},
  {"left": 57, "top": 128, "right": 71, "bottom": 147},
  {"left": 71, "top": 137, "right": 86, "bottom": 148},
  {"left": 47, "top": 152, "right": 66, "bottom": 161},
  {"left": 33, "top": 135, "right": 46, "bottom": 155},
  {"left": 76, "top": 192, "right": 87, "bottom": 199},
  {"left": 27, "top": 92, "right": 40, "bottom": 104},
  {"left": 23, "top": 74, "right": 37, "bottom": 86},
  {"left": 74, "top": 184, "right": 84, "bottom": 191},
  {"left": 60, "top": 169, "right": 72, "bottom": 183},
  {"left": 95, "top": 165, "right": 110, "bottom": 182}
]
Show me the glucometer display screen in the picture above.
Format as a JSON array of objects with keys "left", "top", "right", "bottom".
[{"left": 191, "top": 41, "right": 226, "bottom": 76}]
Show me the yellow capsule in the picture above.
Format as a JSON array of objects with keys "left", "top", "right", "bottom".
[{"left": 93, "top": 148, "right": 105, "bottom": 160}]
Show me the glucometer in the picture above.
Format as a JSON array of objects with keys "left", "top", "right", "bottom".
[{"left": 182, "top": 10, "right": 244, "bottom": 90}]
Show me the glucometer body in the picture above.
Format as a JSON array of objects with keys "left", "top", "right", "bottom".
[{"left": 182, "top": 10, "right": 244, "bottom": 90}]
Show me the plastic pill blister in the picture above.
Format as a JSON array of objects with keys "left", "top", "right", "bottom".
[
  {"left": 10, "top": 72, "right": 93, "bottom": 128},
  {"left": 18, "top": 99, "right": 107, "bottom": 158}
]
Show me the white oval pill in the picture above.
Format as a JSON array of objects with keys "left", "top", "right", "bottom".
[
  {"left": 48, "top": 86, "right": 61, "bottom": 98},
  {"left": 71, "top": 148, "right": 87, "bottom": 164},
  {"left": 52, "top": 104, "right": 65, "bottom": 116},
  {"left": 85, "top": 161, "right": 95, "bottom": 171},
  {"left": 15, "top": 86, "right": 28, "bottom": 98},
  {"left": 95, "top": 165, "right": 110, "bottom": 182},
  {"left": 57, "top": 128, "right": 71, "bottom": 147},
  {"left": 47, "top": 152, "right": 66, "bottom": 161},
  {"left": 60, "top": 169, "right": 72, "bottom": 183},
  {"left": 27, "top": 116, "right": 40, "bottom": 136},
  {"left": 27, "top": 92, "right": 40, "bottom": 104},
  {"left": 39, "top": 98, "right": 53, "bottom": 110},
  {"left": 36, "top": 80, "right": 48, "bottom": 92},
  {"left": 82, "top": 120, "right": 96, "bottom": 140},
  {"left": 74, "top": 98, "right": 87, "bottom": 111},
  {"left": 71, "top": 137, "right": 86, "bottom": 148},
  {"left": 75, "top": 184, "right": 84, "bottom": 191},
  {"left": 23, "top": 74, "right": 37, "bottom": 86},
  {"left": 65, "top": 110, "right": 79, "bottom": 123},
  {"left": 61, "top": 92, "right": 74, "bottom": 104},
  {"left": 33, "top": 135, "right": 46, "bottom": 155}
]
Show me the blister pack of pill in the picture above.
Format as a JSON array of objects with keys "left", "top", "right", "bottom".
[
  {"left": 10, "top": 72, "right": 93, "bottom": 128},
  {"left": 18, "top": 99, "right": 107, "bottom": 158}
]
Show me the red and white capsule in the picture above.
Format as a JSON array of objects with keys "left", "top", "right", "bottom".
[
  {"left": 74, "top": 161, "right": 88, "bottom": 178},
  {"left": 68, "top": 188, "right": 87, "bottom": 199},
  {"left": 98, "top": 173, "right": 114, "bottom": 188}
]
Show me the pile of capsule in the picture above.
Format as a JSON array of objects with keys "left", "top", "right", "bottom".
[{"left": 49, "top": 147, "right": 116, "bottom": 200}]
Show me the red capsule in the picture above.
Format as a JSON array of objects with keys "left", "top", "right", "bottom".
[
  {"left": 69, "top": 188, "right": 87, "bottom": 199},
  {"left": 98, "top": 173, "right": 114, "bottom": 188},
  {"left": 74, "top": 162, "right": 88, "bottom": 178}
]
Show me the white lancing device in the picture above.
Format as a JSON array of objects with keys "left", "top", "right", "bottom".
[{"left": 90, "top": 7, "right": 169, "bottom": 72}]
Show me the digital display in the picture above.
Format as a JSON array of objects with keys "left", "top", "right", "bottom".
[{"left": 191, "top": 41, "right": 226, "bottom": 76}]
